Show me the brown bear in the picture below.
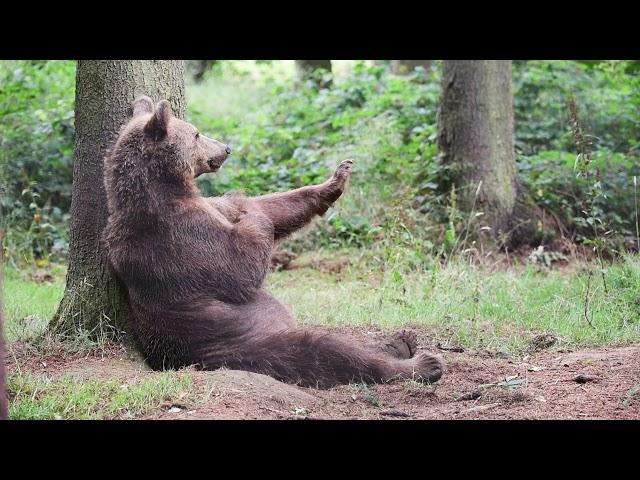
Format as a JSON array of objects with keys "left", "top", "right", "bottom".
[{"left": 102, "top": 96, "right": 444, "bottom": 388}]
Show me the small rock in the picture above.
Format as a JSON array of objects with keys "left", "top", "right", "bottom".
[
  {"left": 292, "top": 415, "right": 310, "bottom": 420},
  {"left": 455, "top": 390, "right": 482, "bottom": 401},
  {"left": 168, "top": 407, "right": 181, "bottom": 413},
  {"left": 380, "top": 409, "right": 412, "bottom": 418},
  {"left": 573, "top": 374, "right": 596, "bottom": 384}
]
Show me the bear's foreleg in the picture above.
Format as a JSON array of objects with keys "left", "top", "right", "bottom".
[{"left": 250, "top": 160, "right": 353, "bottom": 240}]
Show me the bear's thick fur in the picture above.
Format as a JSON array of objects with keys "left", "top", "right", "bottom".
[{"left": 103, "top": 96, "right": 443, "bottom": 388}]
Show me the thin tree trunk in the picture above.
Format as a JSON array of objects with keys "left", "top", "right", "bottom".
[
  {"left": 438, "top": 60, "right": 534, "bottom": 247},
  {"left": 0, "top": 229, "right": 7, "bottom": 420},
  {"left": 50, "top": 60, "right": 185, "bottom": 342},
  {"left": 390, "top": 60, "right": 432, "bottom": 75},
  {"left": 295, "top": 60, "right": 332, "bottom": 87},
  {"left": 188, "top": 60, "right": 217, "bottom": 82}
]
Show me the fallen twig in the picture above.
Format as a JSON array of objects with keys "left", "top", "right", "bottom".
[
  {"left": 573, "top": 374, "right": 596, "bottom": 384},
  {"left": 455, "top": 390, "right": 482, "bottom": 401},
  {"left": 465, "top": 403, "right": 501, "bottom": 413},
  {"left": 437, "top": 343, "right": 465, "bottom": 353},
  {"left": 380, "top": 409, "right": 413, "bottom": 418},
  {"left": 259, "top": 405, "right": 285, "bottom": 414}
]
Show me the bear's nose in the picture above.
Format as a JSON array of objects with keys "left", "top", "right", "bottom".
[{"left": 225, "top": 146, "right": 231, "bottom": 155}]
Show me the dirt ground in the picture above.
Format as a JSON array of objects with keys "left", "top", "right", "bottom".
[{"left": 7, "top": 327, "right": 640, "bottom": 420}]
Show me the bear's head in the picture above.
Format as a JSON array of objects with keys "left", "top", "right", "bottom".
[
  {"left": 105, "top": 96, "right": 231, "bottom": 215},
  {"left": 130, "top": 95, "right": 230, "bottom": 178}
]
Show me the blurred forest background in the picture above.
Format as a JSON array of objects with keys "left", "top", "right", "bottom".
[{"left": 1, "top": 60, "right": 639, "bottom": 268}]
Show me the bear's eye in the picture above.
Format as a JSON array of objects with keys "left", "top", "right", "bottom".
[{"left": 195, "top": 132, "right": 200, "bottom": 140}]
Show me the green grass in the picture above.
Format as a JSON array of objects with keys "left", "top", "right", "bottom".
[
  {"left": 4, "top": 253, "right": 640, "bottom": 355},
  {"left": 3, "top": 253, "right": 640, "bottom": 419},
  {"left": 8, "top": 370, "right": 193, "bottom": 420},
  {"left": 3, "top": 266, "right": 65, "bottom": 341},
  {"left": 267, "top": 254, "right": 640, "bottom": 353}
]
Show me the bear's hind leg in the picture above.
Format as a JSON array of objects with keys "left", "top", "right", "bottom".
[
  {"left": 377, "top": 329, "right": 418, "bottom": 359},
  {"left": 197, "top": 328, "right": 443, "bottom": 389}
]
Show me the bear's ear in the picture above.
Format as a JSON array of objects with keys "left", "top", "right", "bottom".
[
  {"left": 144, "top": 100, "right": 173, "bottom": 141},
  {"left": 131, "top": 96, "right": 154, "bottom": 118}
]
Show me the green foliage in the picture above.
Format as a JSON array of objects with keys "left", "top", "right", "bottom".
[
  {"left": 518, "top": 148, "right": 639, "bottom": 243},
  {"left": 193, "top": 62, "right": 419, "bottom": 194},
  {"left": 190, "top": 61, "right": 444, "bottom": 253},
  {"left": 513, "top": 60, "right": 640, "bottom": 155},
  {"left": 513, "top": 60, "right": 640, "bottom": 249},
  {"left": 0, "top": 60, "right": 75, "bottom": 263},
  {"left": 2, "top": 59, "right": 640, "bottom": 263}
]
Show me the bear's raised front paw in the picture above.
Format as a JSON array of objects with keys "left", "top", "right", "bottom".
[{"left": 334, "top": 159, "right": 354, "bottom": 179}]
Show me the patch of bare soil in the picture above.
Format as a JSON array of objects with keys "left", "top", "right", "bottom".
[{"left": 7, "top": 333, "right": 640, "bottom": 420}]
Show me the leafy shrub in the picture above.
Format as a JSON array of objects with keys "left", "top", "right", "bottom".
[
  {"left": 2, "top": 60, "right": 639, "bottom": 265},
  {"left": 513, "top": 60, "right": 640, "bottom": 156},
  {"left": 513, "top": 60, "right": 640, "bottom": 245},
  {"left": 189, "top": 61, "right": 445, "bottom": 254},
  {"left": 518, "top": 148, "right": 639, "bottom": 245},
  {"left": 0, "top": 60, "right": 75, "bottom": 263}
]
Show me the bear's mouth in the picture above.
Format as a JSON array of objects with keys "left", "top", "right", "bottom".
[{"left": 207, "top": 159, "right": 221, "bottom": 171}]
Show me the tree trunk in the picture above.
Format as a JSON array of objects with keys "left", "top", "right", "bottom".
[
  {"left": 390, "top": 60, "right": 432, "bottom": 75},
  {"left": 0, "top": 230, "right": 7, "bottom": 420},
  {"left": 188, "top": 60, "right": 217, "bottom": 82},
  {"left": 437, "top": 60, "right": 535, "bottom": 247},
  {"left": 50, "top": 60, "right": 185, "bottom": 341},
  {"left": 295, "top": 60, "right": 332, "bottom": 87}
]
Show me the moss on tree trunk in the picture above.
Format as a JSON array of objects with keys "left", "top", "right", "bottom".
[{"left": 50, "top": 60, "right": 185, "bottom": 342}]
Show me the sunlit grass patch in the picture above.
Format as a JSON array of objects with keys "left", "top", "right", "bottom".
[
  {"left": 268, "top": 255, "right": 640, "bottom": 353},
  {"left": 8, "top": 370, "right": 193, "bottom": 420},
  {"left": 3, "top": 266, "right": 65, "bottom": 341}
]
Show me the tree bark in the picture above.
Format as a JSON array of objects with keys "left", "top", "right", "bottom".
[
  {"left": 295, "top": 60, "right": 332, "bottom": 87},
  {"left": 390, "top": 60, "right": 432, "bottom": 75},
  {"left": 50, "top": 60, "right": 185, "bottom": 341},
  {"left": 438, "top": 60, "right": 535, "bottom": 247},
  {"left": 188, "top": 60, "right": 217, "bottom": 82}
]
